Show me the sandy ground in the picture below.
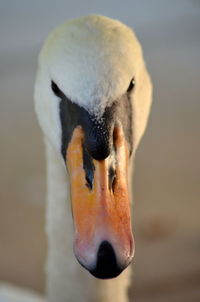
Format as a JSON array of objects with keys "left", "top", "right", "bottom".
[{"left": 0, "top": 1, "right": 200, "bottom": 301}]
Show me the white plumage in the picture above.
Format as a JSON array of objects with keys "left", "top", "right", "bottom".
[
  {"left": 0, "top": 283, "right": 45, "bottom": 302},
  {"left": 0, "top": 15, "right": 152, "bottom": 302}
]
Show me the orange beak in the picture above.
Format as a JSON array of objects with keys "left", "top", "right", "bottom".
[{"left": 66, "top": 125, "right": 134, "bottom": 278}]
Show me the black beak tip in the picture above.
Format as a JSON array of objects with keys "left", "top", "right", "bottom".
[{"left": 89, "top": 241, "right": 124, "bottom": 279}]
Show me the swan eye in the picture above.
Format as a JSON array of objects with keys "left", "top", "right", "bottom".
[
  {"left": 127, "top": 78, "right": 135, "bottom": 93},
  {"left": 51, "top": 80, "right": 62, "bottom": 97}
]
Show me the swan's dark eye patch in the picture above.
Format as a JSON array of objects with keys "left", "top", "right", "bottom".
[
  {"left": 51, "top": 80, "right": 63, "bottom": 97},
  {"left": 127, "top": 78, "right": 135, "bottom": 93}
]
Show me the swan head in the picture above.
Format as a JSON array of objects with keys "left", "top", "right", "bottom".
[{"left": 35, "top": 15, "right": 152, "bottom": 279}]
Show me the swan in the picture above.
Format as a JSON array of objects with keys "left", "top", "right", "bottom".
[{"left": 0, "top": 15, "right": 152, "bottom": 302}]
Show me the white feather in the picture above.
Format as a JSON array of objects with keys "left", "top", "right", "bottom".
[
  {"left": 35, "top": 14, "right": 152, "bottom": 153},
  {"left": 2, "top": 15, "right": 152, "bottom": 302},
  {"left": 0, "top": 283, "right": 45, "bottom": 302}
]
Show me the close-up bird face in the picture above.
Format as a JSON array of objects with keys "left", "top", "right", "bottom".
[
  {"left": 35, "top": 15, "right": 152, "bottom": 279},
  {"left": 50, "top": 78, "right": 134, "bottom": 279}
]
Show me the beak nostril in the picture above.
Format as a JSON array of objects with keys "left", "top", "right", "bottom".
[
  {"left": 109, "top": 166, "right": 116, "bottom": 191},
  {"left": 82, "top": 143, "right": 95, "bottom": 190},
  {"left": 113, "top": 126, "right": 118, "bottom": 147}
]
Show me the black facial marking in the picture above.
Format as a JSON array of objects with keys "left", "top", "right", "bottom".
[
  {"left": 115, "top": 93, "right": 133, "bottom": 154},
  {"left": 51, "top": 80, "right": 133, "bottom": 188}
]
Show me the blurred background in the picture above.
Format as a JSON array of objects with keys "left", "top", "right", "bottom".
[{"left": 0, "top": 0, "right": 200, "bottom": 301}]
